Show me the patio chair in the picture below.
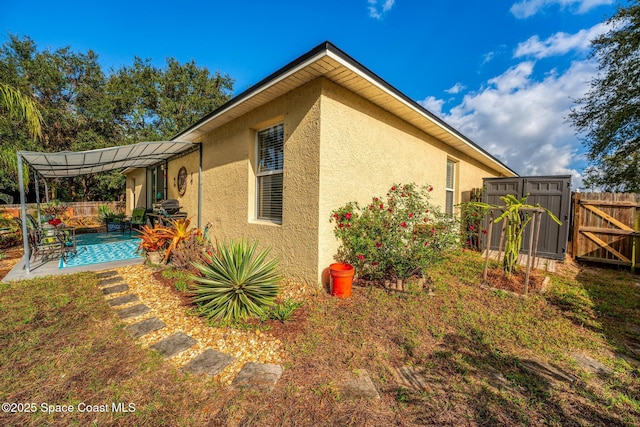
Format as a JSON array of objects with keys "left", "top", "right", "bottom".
[
  {"left": 130, "top": 208, "right": 146, "bottom": 231},
  {"left": 29, "top": 228, "right": 66, "bottom": 263}
]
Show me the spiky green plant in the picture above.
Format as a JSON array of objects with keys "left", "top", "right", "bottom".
[{"left": 190, "top": 239, "right": 282, "bottom": 322}]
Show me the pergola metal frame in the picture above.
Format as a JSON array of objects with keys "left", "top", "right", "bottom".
[{"left": 16, "top": 141, "right": 202, "bottom": 274}]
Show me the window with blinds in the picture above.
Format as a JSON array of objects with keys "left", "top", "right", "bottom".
[
  {"left": 256, "top": 124, "right": 284, "bottom": 222},
  {"left": 445, "top": 159, "right": 456, "bottom": 215}
]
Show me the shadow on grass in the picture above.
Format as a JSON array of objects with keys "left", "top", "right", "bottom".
[{"left": 386, "top": 330, "right": 636, "bottom": 426}]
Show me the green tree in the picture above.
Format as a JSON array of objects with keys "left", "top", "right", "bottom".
[
  {"left": 106, "top": 56, "right": 233, "bottom": 141},
  {"left": 0, "top": 82, "right": 43, "bottom": 202},
  {"left": 0, "top": 35, "right": 234, "bottom": 202},
  {"left": 569, "top": 1, "right": 640, "bottom": 192}
]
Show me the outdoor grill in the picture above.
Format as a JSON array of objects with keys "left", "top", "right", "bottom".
[{"left": 161, "top": 199, "right": 182, "bottom": 215}]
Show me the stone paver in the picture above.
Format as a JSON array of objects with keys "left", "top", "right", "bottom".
[
  {"left": 150, "top": 332, "right": 197, "bottom": 358},
  {"left": 96, "top": 270, "right": 119, "bottom": 279},
  {"left": 116, "top": 303, "right": 150, "bottom": 319},
  {"left": 521, "top": 359, "right": 577, "bottom": 383},
  {"left": 230, "top": 362, "right": 283, "bottom": 392},
  {"left": 183, "top": 349, "right": 236, "bottom": 376},
  {"left": 102, "top": 284, "right": 129, "bottom": 295},
  {"left": 108, "top": 293, "right": 139, "bottom": 307},
  {"left": 339, "top": 369, "right": 380, "bottom": 400},
  {"left": 98, "top": 276, "right": 125, "bottom": 287},
  {"left": 127, "top": 317, "right": 167, "bottom": 339},
  {"left": 572, "top": 352, "right": 614, "bottom": 376},
  {"left": 393, "top": 365, "right": 432, "bottom": 391}
]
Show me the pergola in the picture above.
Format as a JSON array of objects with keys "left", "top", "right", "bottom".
[{"left": 16, "top": 141, "right": 201, "bottom": 274}]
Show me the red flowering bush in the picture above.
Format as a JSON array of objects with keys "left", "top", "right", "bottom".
[{"left": 330, "top": 183, "right": 460, "bottom": 281}]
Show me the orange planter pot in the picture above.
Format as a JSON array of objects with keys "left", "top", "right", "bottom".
[{"left": 329, "top": 262, "right": 354, "bottom": 298}]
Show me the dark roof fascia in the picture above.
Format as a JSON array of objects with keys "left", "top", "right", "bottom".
[
  {"left": 173, "top": 41, "right": 517, "bottom": 177},
  {"left": 172, "top": 42, "right": 331, "bottom": 141}
]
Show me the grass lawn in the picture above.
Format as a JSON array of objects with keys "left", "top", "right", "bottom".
[{"left": 0, "top": 250, "right": 639, "bottom": 426}]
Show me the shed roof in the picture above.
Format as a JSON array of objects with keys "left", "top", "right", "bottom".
[
  {"left": 173, "top": 41, "right": 517, "bottom": 177},
  {"left": 19, "top": 141, "right": 196, "bottom": 178}
]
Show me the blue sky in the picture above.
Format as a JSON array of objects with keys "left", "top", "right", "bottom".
[{"left": 1, "top": 0, "right": 626, "bottom": 189}]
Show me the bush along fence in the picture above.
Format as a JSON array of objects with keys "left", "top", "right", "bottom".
[{"left": 330, "top": 183, "right": 460, "bottom": 291}]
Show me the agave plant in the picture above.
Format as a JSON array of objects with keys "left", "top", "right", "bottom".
[{"left": 190, "top": 239, "right": 282, "bottom": 322}]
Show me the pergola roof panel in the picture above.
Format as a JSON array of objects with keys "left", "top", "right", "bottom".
[{"left": 18, "top": 141, "right": 196, "bottom": 178}]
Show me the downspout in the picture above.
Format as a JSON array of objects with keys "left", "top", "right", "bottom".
[
  {"left": 164, "top": 160, "right": 168, "bottom": 200},
  {"left": 17, "top": 153, "right": 30, "bottom": 274},
  {"left": 198, "top": 142, "right": 202, "bottom": 229}
]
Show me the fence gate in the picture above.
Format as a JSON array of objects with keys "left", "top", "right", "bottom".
[
  {"left": 483, "top": 176, "right": 572, "bottom": 260},
  {"left": 572, "top": 192, "right": 640, "bottom": 267}
]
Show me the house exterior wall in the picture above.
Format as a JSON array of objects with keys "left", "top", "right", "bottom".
[
  {"left": 125, "top": 168, "right": 147, "bottom": 214},
  {"left": 125, "top": 77, "right": 504, "bottom": 285},
  {"left": 176, "top": 79, "right": 323, "bottom": 283},
  {"left": 166, "top": 150, "right": 200, "bottom": 223},
  {"left": 317, "top": 79, "right": 502, "bottom": 286}
]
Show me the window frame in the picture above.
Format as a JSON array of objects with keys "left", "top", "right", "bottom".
[
  {"left": 255, "top": 123, "right": 284, "bottom": 224},
  {"left": 445, "top": 159, "right": 456, "bottom": 215}
]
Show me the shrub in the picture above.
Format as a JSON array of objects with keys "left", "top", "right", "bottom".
[
  {"left": 268, "top": 299, "right": 302, "bottom": 323},
  {"left": 155, "top": 217, "right": 198, "bottom": 262},
  {"left": 330, "top": 183, "right": 460, "bottom": 281},
  {"left": 135, "top": 224, "right": 168, "bottom": 253},
  {"left": 171, "top": 233, "right": 213, "bottom": 272},
  {"left": 190, "top": 239, "right": 282, "bottom": 322}
]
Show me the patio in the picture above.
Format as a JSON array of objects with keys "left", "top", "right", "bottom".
[
  {"left": 9, "top": 141, "right": 201, "bottom": 280},
  {"left": 1, "top": 231, "right": 144, "bottom": 282}
]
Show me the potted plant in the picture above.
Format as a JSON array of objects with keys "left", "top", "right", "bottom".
[
  {"left": 99, "top": 205, "right": 126, "bottom": 232},
  {"left": 135, "top": 224, "right": 168, "bottom": 264}
]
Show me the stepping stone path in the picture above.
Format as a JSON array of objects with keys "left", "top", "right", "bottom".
[
  {"left": 97, "top": 270, "right": 119, "bottom": 279},
  {"left": 231, "top": 362, "right": 283, "bottom": 392},
  {"left": 117, "top": 303, "right": 150, "bottom": 319},
  {"left": 96, "top": 269, "right": 284, "bottom": 391},
  {"left": 102, "top": 284, "right": 129, "bottom": 295},
  {"left": 184, "top": 349, "right": 236, "bottom": 376},
  {"left": 127, "top": 317, "right": 167, "bottom": 339},
  {"left": 520, "top": 359, "right": 577, "bottom": 383},
  {"left": 339, "top": 369, "right": 380, "bottom": 400},
  {"left": 571, "top": 352, "right": 614, "bottom": 376},
  {"left": 150, "top": 332, "right": 197, "bottom": 358},
  {"left": 98, "top": 276, "right": 126, "bottom": 287},
  {"left": 108, "top": 293, "right": 139, "bottom": 307}
]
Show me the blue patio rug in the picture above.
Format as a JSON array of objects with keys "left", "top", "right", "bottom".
[{"left": 60, "top": 235, "right": 142, "bottom": 268}]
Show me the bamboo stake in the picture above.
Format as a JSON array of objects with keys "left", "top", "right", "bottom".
[
  {"left": 483, "top": 211, "right": 494, "bottom": 283},
  {"left": 524, "top": 213, "right": 537, "bottom": 295},
  {"left": 531, "top": 210, "right": 542, "bottom": 270},
  {"left": 497, "top": 215, "right": 506, "bottom": 269}
]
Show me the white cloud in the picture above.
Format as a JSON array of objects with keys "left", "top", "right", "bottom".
[
  {"left": 368, "top": 0, "right": 395, "bottom": 20},
  {"left": 510, "top": 0, "right": 613, "bottom": 19},
  {"left": 418, "top": 96, "right": 445, "bottom": 114},
  {"left": 425, "top": 58, "right": 597, "bottom": 188},
  {"left": 445, "top": 83, "right": 467, "bottom": 94},
  {"left": 514, "top": 22, "right": 610, "bottom": 58}
]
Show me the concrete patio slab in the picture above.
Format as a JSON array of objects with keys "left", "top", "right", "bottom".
[{"left": 2, "top": 253, "right": 143, "bottom": 282}]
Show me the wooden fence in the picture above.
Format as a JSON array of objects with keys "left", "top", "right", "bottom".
[
  {"left": 572, "top": 192, "right": 640, "bottom": 269},
  {"left": 0, "top": 201, "right": 123, "bottom": 219}
]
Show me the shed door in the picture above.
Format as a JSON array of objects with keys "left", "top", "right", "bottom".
[{"left": 483, "top": 176, "right": 571, "bottom": 260}]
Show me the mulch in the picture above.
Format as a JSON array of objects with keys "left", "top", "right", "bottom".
[{"left": 483, "top": 266, "right": 546, "bottom": 294}]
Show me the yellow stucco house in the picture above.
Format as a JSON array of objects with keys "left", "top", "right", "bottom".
[{"left": 124, "top": 42, "right": 516, "bottom": 286}]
